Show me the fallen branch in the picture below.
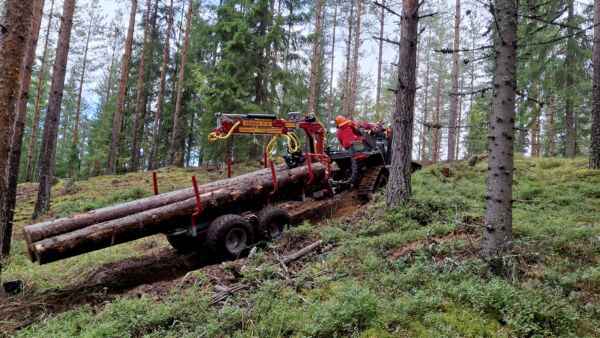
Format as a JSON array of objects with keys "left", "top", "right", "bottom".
[{"left": 282, "top": 240, "right": 323, "bottom": 264}]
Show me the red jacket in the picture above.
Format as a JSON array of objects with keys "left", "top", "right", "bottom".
[{"left": 337, "top": 121, "right": 363, "bottom": 149}]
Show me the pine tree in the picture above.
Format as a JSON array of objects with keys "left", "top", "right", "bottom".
[
  {"left": 168, "top": 0, "right": 194, "bottom": 165},
  {"left": 131, "top": 0, "right": 152, "bottom": 172},
  {"left": 592, "top": 0, "right": 600, "bottom": 169},
  {"left": 148, "top": 0, "right": 174, "bottom": 170},
  {"left": 1, "top": 0, "right": 45, "bottom": 257},
  {"left": 387, "top": 0, "right": 419, "bottom": 207},
  {"left": 33, "top": 0, "right": 75, "bottom": 218},
  {"left": 25, "top": 0, "right": 55, "bottom": 182},
  {"left": 108, "top": 0, "right": 137, "bottom": 174},
  {"left": 447, "top": 0, "right": 460, "bottom": 160}
]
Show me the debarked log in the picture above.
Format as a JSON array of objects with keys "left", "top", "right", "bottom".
[
  {"left": 23, "top": 164, "right": 289, "bottom": 260},
  {"left": 29, "top": 163, "right": 327, "bottom": 264}
]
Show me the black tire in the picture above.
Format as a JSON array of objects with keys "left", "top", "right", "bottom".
[
  {"left": 257, "top": 206, "right": 291, "bottom": 240},
  {"left": 206, "top": 214, "right": 254, "bottom": 258}
]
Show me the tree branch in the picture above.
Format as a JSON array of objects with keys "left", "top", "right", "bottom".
[
  {"left": 373, "top": 1, "right": 402, "bottom": 18},
  {"left": 373, "top": 35, "right": 400, "bottom": 45}
]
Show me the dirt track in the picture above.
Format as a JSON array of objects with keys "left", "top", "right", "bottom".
[{"left": 0, "top": 190, "right": 364, "bottom": 332}]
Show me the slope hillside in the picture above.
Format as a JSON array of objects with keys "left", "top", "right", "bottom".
[{"left": 2, "top": 157, "right": 599, "bottom": 336}]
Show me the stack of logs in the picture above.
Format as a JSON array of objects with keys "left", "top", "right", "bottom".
[{"left": 24, "top": 163, "right": 328, "bottom": 265}]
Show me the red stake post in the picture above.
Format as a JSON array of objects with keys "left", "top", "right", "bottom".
[
  {"left": 152, "top": 171, "right": 159, "bottom": 195},
  {"left": 227, "top": 157, "right": 232, "bottom": 178},
  {"left": 190, "top": 176, "right": 203, "bottom": 235},
  {"left": 301, "top": 155, "right": 314, "bottom": 201},
  {"left": 266, "top": 160, "right": 278, "bottom": 205},
  {"left": 263, "top": 152, "right": 268, "bottom": 168}
]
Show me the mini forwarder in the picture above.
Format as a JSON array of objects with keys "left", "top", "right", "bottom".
[{"left": 23, "top": 113, "right": 420, "bottom": 264}]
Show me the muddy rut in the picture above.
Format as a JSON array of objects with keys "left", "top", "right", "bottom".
[{"left": 0, "top": 191, "right": 364, "bottom": 332}]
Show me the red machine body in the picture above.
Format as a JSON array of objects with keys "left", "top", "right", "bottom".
[{"left": 212, "top": 113, "right": 326, "bottom": 154}]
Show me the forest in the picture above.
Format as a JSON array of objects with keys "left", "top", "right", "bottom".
[{"left": 0, "top": 0, "right": 599, "bottom": 335}]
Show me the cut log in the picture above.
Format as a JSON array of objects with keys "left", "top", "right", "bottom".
[
  {"left": 23, "top": 164, "right": 288, "bottom": 260},
  {"left": 30, "top": 163, "right": 327, "bottom": 264}
]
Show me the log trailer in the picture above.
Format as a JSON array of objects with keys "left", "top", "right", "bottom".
[{"left": 24, "top": 113, "right": 419, "bottom": 265}]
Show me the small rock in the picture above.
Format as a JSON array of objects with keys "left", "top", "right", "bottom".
[
  {"left": 3, "top": 279, "right": 23, "bottom": 295},
  {"left": 214, "top": 285, "right": 228, "bottom": 293},
  {"left": 65, "top": 177, "right": 75, "bottom": 189}
]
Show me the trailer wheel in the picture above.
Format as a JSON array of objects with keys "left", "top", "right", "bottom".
[
  {"left": 206, "top": 214, "right": 254, "bottom": 258},
  {"left": 258, "top": 206, "right": 291, "bottom": 240}
]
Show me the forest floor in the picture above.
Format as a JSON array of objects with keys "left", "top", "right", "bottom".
[{"left": 1, "top": 156, "right": 600, "bottom": 336}]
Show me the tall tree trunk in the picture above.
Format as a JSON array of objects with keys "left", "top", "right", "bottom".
[
  {"left": 420, "top": 32, "right": 431, "bottom": 161},
  {"left": 530, "top": 81, "right": 540, "bottom": 157},
  {"left": 280, "top": 19, "right": 291, "bottom": 112},
  {"left": 108, "top": 0, "right": 137, "bottom": 174},
  {"left": 341, "top": 0, "right": 354, "bottom": 118},
  {"left": 326, "top": 0, "right": 338, "bottom": 140},
  {"left": 386, "top": 0, "right": 419, "bottom": 207},
  {"left": 32, "top": 0, "right": 75, "bottom": 219},
  {"left": 68, "top": 20, "right": 92, "bottom": 179},
  {"left": 549, "top": 97, "right": 555, "bottom": 157},
  {"left": 375, "top": 0, "right": 385, "bottom": 109},
  {"left": 591, "top": 0, "right": 600, "bottom": 168},
  {"left": 447, "top": 0, "right": 460, "bottom": 160},
  {"left": 433, "top": 63, "right": 442, "bottom": 162},
  {"left": 467, "top": 26, "right": 475, "bottom": 157},
  {"left": 169, "top": 0, "right": 193, "bottom": 165},
  {"left": 455, "top": 73, "right": 463, "bottom": 159},
  {"left": 0, "top": 0, "right": 38, "bottom": 258},
  {"left": 131, "top": 0, "right": 153, "bottom": 172},
  {"left": 348, "top": 0, "right": 362, "bottom": 119},
  {"left": 565, "top": 0, "right": 575, "bottom": 158},
  {"left": 307, "top": 0, "right": 324, "bottom": 115},
  {"left": 481, "top": 0, "right": 517, "bottom": 258},
  {"left": 25, "top": 0, "right": 54, "bottom": 182},
  {"left": 148, "top": 0, "right": 174, "bottom": 170}
]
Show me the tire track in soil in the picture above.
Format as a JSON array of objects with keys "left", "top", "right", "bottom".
[{"left": 0, "top": 191, "right": 365, "bottom": 333}]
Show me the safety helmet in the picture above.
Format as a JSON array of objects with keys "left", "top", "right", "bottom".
[{"left": 335, "top": 115, "right": 346, "bottom": 126}]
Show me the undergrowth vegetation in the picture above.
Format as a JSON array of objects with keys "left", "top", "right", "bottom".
[{"left": 3, "top": 157, "right": 600, "bottom": 336}]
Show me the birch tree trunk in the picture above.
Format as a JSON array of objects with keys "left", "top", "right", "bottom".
[
  {"left": 447, "top": 0, "right": 460, "bottom": 160},
  {"left": 386, "top": 0, "right": 419, "bottom": 207},
  {"left": 169, "top": 0, "right": 194, "bottom": 165},
  {"left": 32, "top": 0, "right": 75, "bottom": 219},
  {"left": 2, "top": 0, "right": 45, "bottom": 257},
  {"left": 25, "top": 0, "right": 54, "bottom": 182},
  {"left": 481, "top": 0, "right": 517, "bottom": 258},
  {"left": 108, "top": 0, "right": 137, "bottom": 174},
  {"left": 148, "top": 0, "right": 174, "bottom": 170}
]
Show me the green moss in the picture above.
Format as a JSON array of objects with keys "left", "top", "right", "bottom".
[{"left": 7, "top": 158, "right": 600, "bottom": 336}]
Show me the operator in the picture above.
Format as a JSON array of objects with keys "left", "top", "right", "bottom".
[
  {"left": 335, "top": 115, "right": 385, "bottom": 149},
  {"left": 335, "top": 115, "right": 364, "bottom": 149}
]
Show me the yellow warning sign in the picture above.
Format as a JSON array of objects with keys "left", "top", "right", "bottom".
[
  {"left": 242, "top": 120, "right": 273, "bottom": 127},
  {"left": 239, "top": 127, "right": 284, "bottom": 134}
]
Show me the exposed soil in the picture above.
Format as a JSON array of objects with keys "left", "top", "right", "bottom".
[{"left": 0, "top": 190, "right": 366, "bottom": 333}]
